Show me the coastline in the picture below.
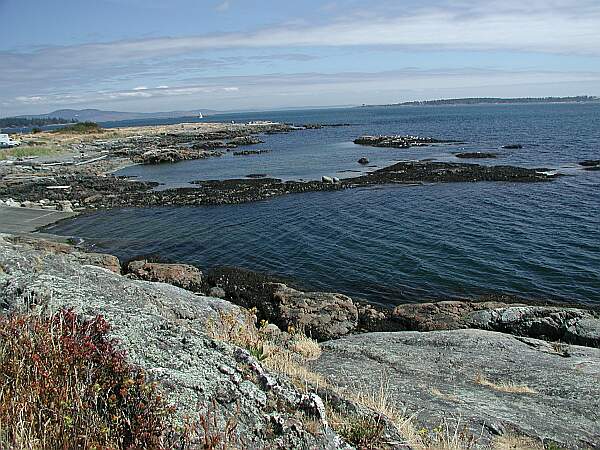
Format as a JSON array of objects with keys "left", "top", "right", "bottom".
[
  {"left": 1, "top": 233, "right": 599, "bottom": 448},
  {"left": 2, "top": 120, "right": 599, "bottom": 448}
]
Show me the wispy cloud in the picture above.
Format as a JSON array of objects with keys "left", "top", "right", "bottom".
[
  {"left": 1, "top": 0, "right": 599, "bottom": 114},
  {"left": 215, "top": 0, "right": 231, "bottom": 12}
]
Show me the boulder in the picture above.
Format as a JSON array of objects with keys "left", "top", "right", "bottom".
[
  {"left": 311, "top": 329, "right": 600, "bottom": 449},
  {"left": 392, "top": 300, "right": 509, "bottom": 331},
  {"left": 126, "top": 260, "right": 203, "bottom": 292},
  {"left": 357, "top": 157, "right": 369, "bottom": 165},
  {"left": 467, "top": 306, "right": 600, "bottom": 348},
  {"left": 322, "top": 176, "right": 334, "bottom": 184},
  {"left": 271, "top": 284, "right": 358, "bottom": 341}
]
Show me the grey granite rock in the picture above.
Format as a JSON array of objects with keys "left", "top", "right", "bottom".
[
  {"left": 0, "top": 235, "right": 346, "bottom": 449},
  {"left": 467, "top": 306, "right": 600, "bottom": 348},
  {"left": 126, "top": 259, "right": 203, "bottom": 291},
  {"left": 311, "top": 329, "right": 600, "bottom": 449},
  {"left": 271, "top": 283, "right": 359, "bottom": 341}
]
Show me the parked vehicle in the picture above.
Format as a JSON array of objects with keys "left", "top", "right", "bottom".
[{"left": 0, "top": 133, "right": 20, "bottom": 148}]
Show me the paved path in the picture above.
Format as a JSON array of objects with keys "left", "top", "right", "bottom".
[{"left": 0, "top": 206, "right": 76, "bottom": 234}]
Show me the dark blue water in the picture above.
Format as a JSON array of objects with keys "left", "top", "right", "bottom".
[{"left": 47, "top": 104, "right": 600, "bottom": 306}]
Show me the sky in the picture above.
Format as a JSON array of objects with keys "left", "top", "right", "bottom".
[{"left": 1, "top": 0, "right": 600, "bottom": 116}]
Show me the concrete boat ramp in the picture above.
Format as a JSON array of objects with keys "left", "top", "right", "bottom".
[{"left": 0, "top": 206, "right": 76, "bottom": 236}]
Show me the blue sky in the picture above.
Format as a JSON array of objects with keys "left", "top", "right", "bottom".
[{"left": 1, "top": 0, "right": 600, "bottom": 115}]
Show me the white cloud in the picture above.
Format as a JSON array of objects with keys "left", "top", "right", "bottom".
[{"left": 215, "top": 0, "right": 230, "bottom": 12}]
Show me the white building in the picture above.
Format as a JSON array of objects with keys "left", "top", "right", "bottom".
[{"left": 0, "top": 134, "right": 20, "bottom": 148}]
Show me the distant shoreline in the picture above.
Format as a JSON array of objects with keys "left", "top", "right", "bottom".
[{"left": 362, "top": 96, "right": 600, "bottom": 107}]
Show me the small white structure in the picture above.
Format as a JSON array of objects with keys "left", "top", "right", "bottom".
[{"left": 0, "top": 134, "right": 20, "bottom": 148}]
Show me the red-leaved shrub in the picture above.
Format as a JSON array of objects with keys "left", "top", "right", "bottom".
[{"left": 0, "top": 309, "right": 176, "bottom": 449}]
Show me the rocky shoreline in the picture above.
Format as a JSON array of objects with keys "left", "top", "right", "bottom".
[
  {"left": 0, "top": 121, "right": 565, "bottom": 213},
  {"left": 1, "top": 234, "right": 599, "bottom": 449},
  {"left": 0, "top": 160, "right": 558, "bottom": 211}
]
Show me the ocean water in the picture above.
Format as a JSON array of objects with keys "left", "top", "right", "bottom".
[{"left": 47, "top": 104, "right": 600, "bottom": 306}]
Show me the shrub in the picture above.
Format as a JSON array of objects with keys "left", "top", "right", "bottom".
[
  {"left": 52, "top": 121, "right": 103, "bottom": 134},
  {"left": 0, "top": 309, "right": 176, "bottom": 449}
]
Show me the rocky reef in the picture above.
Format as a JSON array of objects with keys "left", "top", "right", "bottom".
[
  {"left": 0, "top": 160, "right": 559, "bottom": 211},
  {"left": 455, "top": 152, "right": 497, "bottom": 159},
  {"left": 354, "top": 135, "right": 452, "bottom": 148}
]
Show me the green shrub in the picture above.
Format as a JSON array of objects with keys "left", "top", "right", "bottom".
[{"left": 53, "top": 121, "right": 103, "bottom": 134}]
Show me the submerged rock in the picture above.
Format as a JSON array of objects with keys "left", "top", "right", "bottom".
[
  {"left": 358, "top": 157, "right": 369, "bottom": 165},
  {"left": 311, "top": 329, "right": 600, "bottom": 448},
  {"left": 502, "top": 144, "right": 523, "bottom": 149}
]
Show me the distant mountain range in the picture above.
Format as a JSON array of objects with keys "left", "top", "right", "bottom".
[
  {"left": 376, "top": 96, "right": 600, "bottom": 107},
  {"left": 15, "top": 108, "right": 219, "bottom": 123}
]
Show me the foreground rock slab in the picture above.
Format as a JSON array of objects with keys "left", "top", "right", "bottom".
[
  {"left": 311, "top": 329, "right": 600, "bottom": 449},
  {"left": 0, "top": 236, "right": 345, "bottom": 448}
]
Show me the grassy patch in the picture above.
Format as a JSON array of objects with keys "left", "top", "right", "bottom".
[
  {"left": 0, "top": 309, "right": 177, "bottom": 449},
  {"left": 493, "top": 433, "right": 544, "bottom": 449},
  {"left": 52, "top": 121, "right": 103, "bottom": 134},
  {"left": 0, "top": 145, "right": 64, "bottom": 160},
  {"left": 475, "top": 373, "right": 537, "bottom": 394}
]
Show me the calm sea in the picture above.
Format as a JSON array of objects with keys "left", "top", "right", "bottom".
[{"left": 47, "top": 104, "right": 600, "bottom": 306}]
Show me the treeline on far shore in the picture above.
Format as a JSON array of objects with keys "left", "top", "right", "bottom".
[{"left": 0, "top": 117, "right": 77, "bottom": 128}]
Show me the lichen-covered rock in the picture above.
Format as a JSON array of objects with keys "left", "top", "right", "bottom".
[
  {"left": 0, "top": 235, "right": 346, "bottom": 449},
  {"left": 311, "top": 329, "right": 600, "bottom": 449},
  {"left": 467, "top": 306, "right": 600, "bottom": 348},
  {"left": 6, "top": 235, "right": 121, "bottom": 273},
  {"left": 392, "top": 300, "right": 510, "bottom": 331},
  {"left": 271, "top": 284, "right": 358, "bottom": 341},
  {"left": 126, "top": 259, "right": 203, "bottom": 291}
]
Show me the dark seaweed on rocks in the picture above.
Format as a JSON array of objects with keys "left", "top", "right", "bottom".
[
  {"left": 1, "top": 161, "right": 558, "bottom": 210},
  {"left": 455, "top": 152, "right": 497, "bottom": 159}
]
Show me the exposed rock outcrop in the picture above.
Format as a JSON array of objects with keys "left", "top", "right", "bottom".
[
  {"left": 0, "top": 236, "right": 345, "bottom": 448},
  {"left": 354, "top": 135, "right": 450, "bottom": 148},
  {"left": 271, "top": 284, "right": 359, "bottom": 341},
  {"left": 203, "top": 268, "right": 358, "bottom": 340},
  {"left": 311, "top": 329, "right": 600, "bottom": 449},
  {"left": 126, "top": 259, "right": 204, "bottom": 292}
]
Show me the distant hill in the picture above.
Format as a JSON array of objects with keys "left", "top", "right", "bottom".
[
  {"left": 15, "top": 108, "right": 219, "bottom": 123},
  {"left": 0, "top": 116, "right": 77, "bottom": 128},
  {"left": 379, "top": 96, "right": 600, "bottom": 107}
]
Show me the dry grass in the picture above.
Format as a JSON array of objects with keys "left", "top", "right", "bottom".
[
  {"left": 492, "top": 433, "right": 544, "bottom": 450},
  {"left": 475, "top": 373, "right": 537, "bottom": 394},
  {"left": 0, "top": 145, "right": 65, "bottom": 160},
  {"left": 206, "top": 310, "right": 503, "bottom": 450},
  {"left": 206, "top": 309, "right": 326, "bottom": 392}
]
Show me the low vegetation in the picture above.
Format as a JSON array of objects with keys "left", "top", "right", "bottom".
[
  {"left": 52, "top": 121, "right": 103, "bottom": 134},
  {"left": 475, "top": 373, "right": 537, "bottom": 394},
  {"left": 0, "top": 309, "right": 177, "bottom": 449},
  {"left": 0, "top": 145, "right": 64, "bottom": 160},
  {"left": 207, "top": 309, "right": 548, "bottom": 450}
]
